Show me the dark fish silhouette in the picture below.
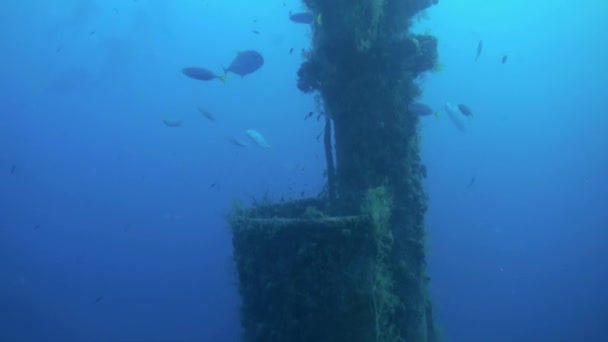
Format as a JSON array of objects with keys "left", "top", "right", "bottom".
[
  {"left": 467, "top": 176, "right": 476, "bottom": 188},
  {"left": 475, "top": 40, "right": 483, "bottom": 61},
  {"left": 408, "top": 102, "right": 434, "bottom": 117},
  {"left": 289, "top": 12, "right": 315, "bottom": 24},
  {"left": 162, "top": 119, "right": 183, "bottom": 127},
  {"left": 226, "top": 137, "right": 247, "bottom": 147},
  {"left": 251, "top": 30, "right": 260, "bottom": 35},
  {"left": 457, "top": 104, "right": 474, "bottom": 116},
  {"left": 501, "top": 55, "right": 508, "bottom": 64},
  {"left": 181, "top": 67, "right": 222, "bottom": 81},
  {"left": 224, "top": 50, "right": 264, "bottom": 77},
  {"left": 94, "top": 296, "right": 103, "bottom": 303},
  {"left": 10, "top": 164, "right": 16, "bottom": 175},
  {"left": 197, "top": 107, "right": 215, "bottom": 121}
]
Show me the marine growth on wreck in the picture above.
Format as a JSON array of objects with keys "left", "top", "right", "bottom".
[{"left": 229, "top": 0, "right": 440, "bottom": 341}]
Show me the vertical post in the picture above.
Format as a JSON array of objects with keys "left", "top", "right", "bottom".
[
  {"left": 297, "top": 0, "right": 439, "bottom": 340},
  {"left": 324, "top": 117, "right": 337, "bottom": 208}
]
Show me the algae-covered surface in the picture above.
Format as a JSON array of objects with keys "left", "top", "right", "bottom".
[
  {"left": 230, "top": 199, "right": 376, "bottom": 341},
  {"left": 230, "top": 188, "right": 436, "bottom": 342}
]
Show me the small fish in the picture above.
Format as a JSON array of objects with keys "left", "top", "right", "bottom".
[
  {"left": 289, "top": 48, "right": 294, "bottom": 55},
  {"left": 305, "top": 111, "right": 314, "bottom": 120},
  {"left": 210, "top": 181, "right": 217, "bottom": 188},
  {"left": 181, "top": 67, "right": 222, "bottom": 81},
  {"left": 162, "top": 119, "right": 183, "bottom": 127},
  {"left": 457, "top": 104, "right": 474, "bottom": 116},
  {"left": 467, "top": 176, "right": 476, "bottom": 188},
  {"left": 251, "top": 30, "right": 260, "bottom": 35},
  {"left": 289, "top": 12, "right": 316, "bottom": 24},
  {"left": 475, "top": 40, "right": 483, "bottom": 61},
  {"left": 501, "top": 54, "right": 508, "bottom": 64},
  {"left": 94, "top": 296, "right": 103, "bottom": 303},
  {"left": 246, "top": 129, "right": 270, "bottom": 148},
  {"left": 226, "top": 137, "right": 247, "bottom": 147},
  {"left": 33, "top": 224, "right": 40, "bottom": 230},
  {"left": 408, "top": 102, "right": 434, "bottom": 117},
  {"left": 224, "top": 50, "right": 264, "bottom": 77},
  {"left": 10, "top": 164, "right": 16, "bottom": 175},
  {"left": 197, "top": 107, "right": 215, "bottom": 121}
]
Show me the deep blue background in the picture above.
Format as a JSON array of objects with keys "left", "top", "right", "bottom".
[{"left": 1, "top": 1, "right": 606, "bottom": 341}]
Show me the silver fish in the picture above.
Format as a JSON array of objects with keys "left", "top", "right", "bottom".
[
  {"left": 444, "top": 102, "right": 465, "bottom": 132},
  {"left": 246, "top": 129, "right": 271, "bottom": 148}
]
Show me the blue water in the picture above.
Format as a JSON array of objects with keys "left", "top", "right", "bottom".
[{"left": 1, "top": 1, "right": 606, "bottom": 341}]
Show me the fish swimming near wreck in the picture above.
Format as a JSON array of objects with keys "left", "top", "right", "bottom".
[
  {"left": 444, "top": 102, "right": 465, "bottom": 132},
  {"left": 181, "top": 67, "right": 223, "bottom": 81},
  {"left": 288, "top": 11, "right": 317, "bottom": 24},
  {"left": 246, "top": 129, "right": 270, "bottom": 148},
  {"left": 224, "top": 50, "right": 264, "bottom": 77},
  {"left": 408, "top": 102, "right": 436, "bottom": 117}
]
